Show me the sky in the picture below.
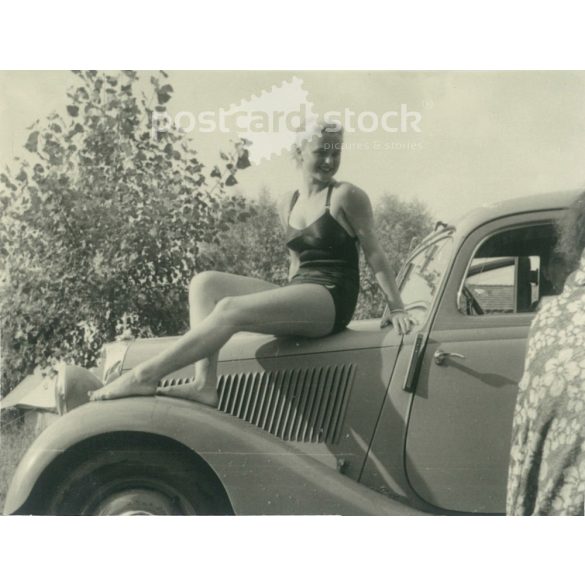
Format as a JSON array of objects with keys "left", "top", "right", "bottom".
[{"left": 1, "top": 70, "right": 585, "bottom": 222}]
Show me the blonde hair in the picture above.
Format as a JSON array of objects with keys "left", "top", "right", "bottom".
[{"left": 291, "top": 117, "right": 344, "bottom": 167}]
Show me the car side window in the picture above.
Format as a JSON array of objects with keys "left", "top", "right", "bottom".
[{"left": 458, "top": 223, "right": 563, "bottom": 316}]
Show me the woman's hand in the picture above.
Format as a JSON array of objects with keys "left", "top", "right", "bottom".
[{"left": 380, "top": 308, "right": 416, "bottom": 335}]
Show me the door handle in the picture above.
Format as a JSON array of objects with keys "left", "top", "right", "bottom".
[{"left": 433, "top": 349, "right": 465, "bottom": 366}]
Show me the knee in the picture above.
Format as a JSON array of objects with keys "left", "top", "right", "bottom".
[
  {"left": 189, "top": 270, "right": 222, "bottom": 301},
  {"left": 212, "top": 296, "right": 245, "bottom": 328}
]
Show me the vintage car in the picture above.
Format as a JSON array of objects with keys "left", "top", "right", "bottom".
[{"left": 3, "top": 189, "right": 579, "bottom": 515}]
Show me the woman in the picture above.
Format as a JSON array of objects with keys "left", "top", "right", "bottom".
[
  {"left": 89, "top": 121, "right": 413, "bottom": 405},
  {"left": 507, "top": 192, "right": 585, "bottom": 515}
]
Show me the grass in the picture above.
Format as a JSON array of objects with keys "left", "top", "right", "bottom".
[{"left": 0, "top": 413, "right": 40, "bottom": 513}]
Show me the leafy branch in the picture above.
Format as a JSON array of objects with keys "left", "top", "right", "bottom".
[{"left": 0, "top": 70, "right": 252, "bottom": 397}]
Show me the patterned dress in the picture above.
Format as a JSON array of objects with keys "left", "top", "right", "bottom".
[{"left": 507, "top": 259, "right": 585, "bottom": 515}]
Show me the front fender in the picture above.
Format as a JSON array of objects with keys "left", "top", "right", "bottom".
[{"left": 5, "top": 395, "right": 427, "bottom": 515}]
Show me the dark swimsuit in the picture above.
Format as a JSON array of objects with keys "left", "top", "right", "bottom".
[{"left": 285, "top": 183, "right": 360, "bottom": 334}]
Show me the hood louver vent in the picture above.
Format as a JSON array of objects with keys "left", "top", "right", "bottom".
[{"left": 216, "top": 364, "right": 355, "bottom": 444}]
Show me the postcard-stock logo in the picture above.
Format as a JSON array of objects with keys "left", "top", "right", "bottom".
[{"left": 151, "top": 76, "right": 422, "bottom": 164}]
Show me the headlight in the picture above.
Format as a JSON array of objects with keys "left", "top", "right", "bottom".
[
  {"left": 100, "top": 341, "right": 131, "bottom": 384},
  {"left": 55, "top": 364, "right": 103, "bottom": 414}
]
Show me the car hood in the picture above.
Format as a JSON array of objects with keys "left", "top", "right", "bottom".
[
  {"left": 0, "top": 320, "right": 401, "bottom": 414},
  {"left": 121, "top": 319, "right": 402, "bottom": 373}
]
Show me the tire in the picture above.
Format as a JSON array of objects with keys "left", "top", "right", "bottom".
[{"left": 44, "top": 444, "right": 224, "bottom": 515}]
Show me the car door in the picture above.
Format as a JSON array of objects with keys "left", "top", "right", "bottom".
[{"left": 404, "top": 212, "right": 562, "bottom": 514}]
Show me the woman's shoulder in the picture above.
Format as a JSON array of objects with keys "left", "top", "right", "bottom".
[{"left": 333, "top": 181, "right": 371, "bottom": 210}]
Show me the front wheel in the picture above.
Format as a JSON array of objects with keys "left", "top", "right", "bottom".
[{"left": 44, "top": 444, "right": 224, "bottom": 515}]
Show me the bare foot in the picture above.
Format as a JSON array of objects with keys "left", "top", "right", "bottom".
[
  {"left": 157, "top": 377, "right": 219, "bottom": 407},
  {"left": 89, "top": 371, "right": 157, "bottom": 401}
]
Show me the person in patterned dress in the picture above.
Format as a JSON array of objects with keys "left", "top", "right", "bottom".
[{"left": 507, "top": 193, "right": 585, "bottom": 515}]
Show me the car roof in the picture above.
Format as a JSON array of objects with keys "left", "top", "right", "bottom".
[
  {"left": 451, "top": 188, "right": 582, "bottom": 229},
  {"left": 409, "top": 188, "right": 583, "bottom": 259}
]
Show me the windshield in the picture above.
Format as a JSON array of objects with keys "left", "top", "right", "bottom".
[{"left": 399, "top": 237, "right": 454, "bottom": 307}]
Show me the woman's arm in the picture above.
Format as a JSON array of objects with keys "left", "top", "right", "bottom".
[
  {"left": 277, "top": 192, "right": 300, "bottom": 282},
  {"left": 340, "top": 184, "right": 413, "bottom": 334}
]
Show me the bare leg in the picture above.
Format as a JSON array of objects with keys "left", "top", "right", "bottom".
[
  {"left": 180, "top": 272, "right": 279, "bottom": 400},
  {"left": 89, "top": 283, "right": 335, "bottom": 403}
]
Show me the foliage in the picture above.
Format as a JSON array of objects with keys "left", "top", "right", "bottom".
[
  {"left": 0, "top": 413, "right": 38, "bottom": 511},
  {"left": 354, "top": 194, "right": 434, "bottom": 318},
  {"left": 0, "top": 70, "right": 251, "bottom": 397},
  {"left": 198, "top": 188, "right": 289, "bottom": 285}
]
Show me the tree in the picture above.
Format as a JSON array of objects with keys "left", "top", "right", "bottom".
[
  {"left": 354, "top": 194, "right": 434, "bottom": 319},
  {"left": 0, "top": 70, "right": 251, "bottom": 397},
  {"left": 198, "top": 188, "right": 289, "bottom": 284}
]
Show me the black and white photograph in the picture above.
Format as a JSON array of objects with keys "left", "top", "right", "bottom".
[
  {"left": 1, "top": 69, "right": 584, "bottom": 518},
  {"left": 0, "top": 3, "right": 583, "bottom": 582}
]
